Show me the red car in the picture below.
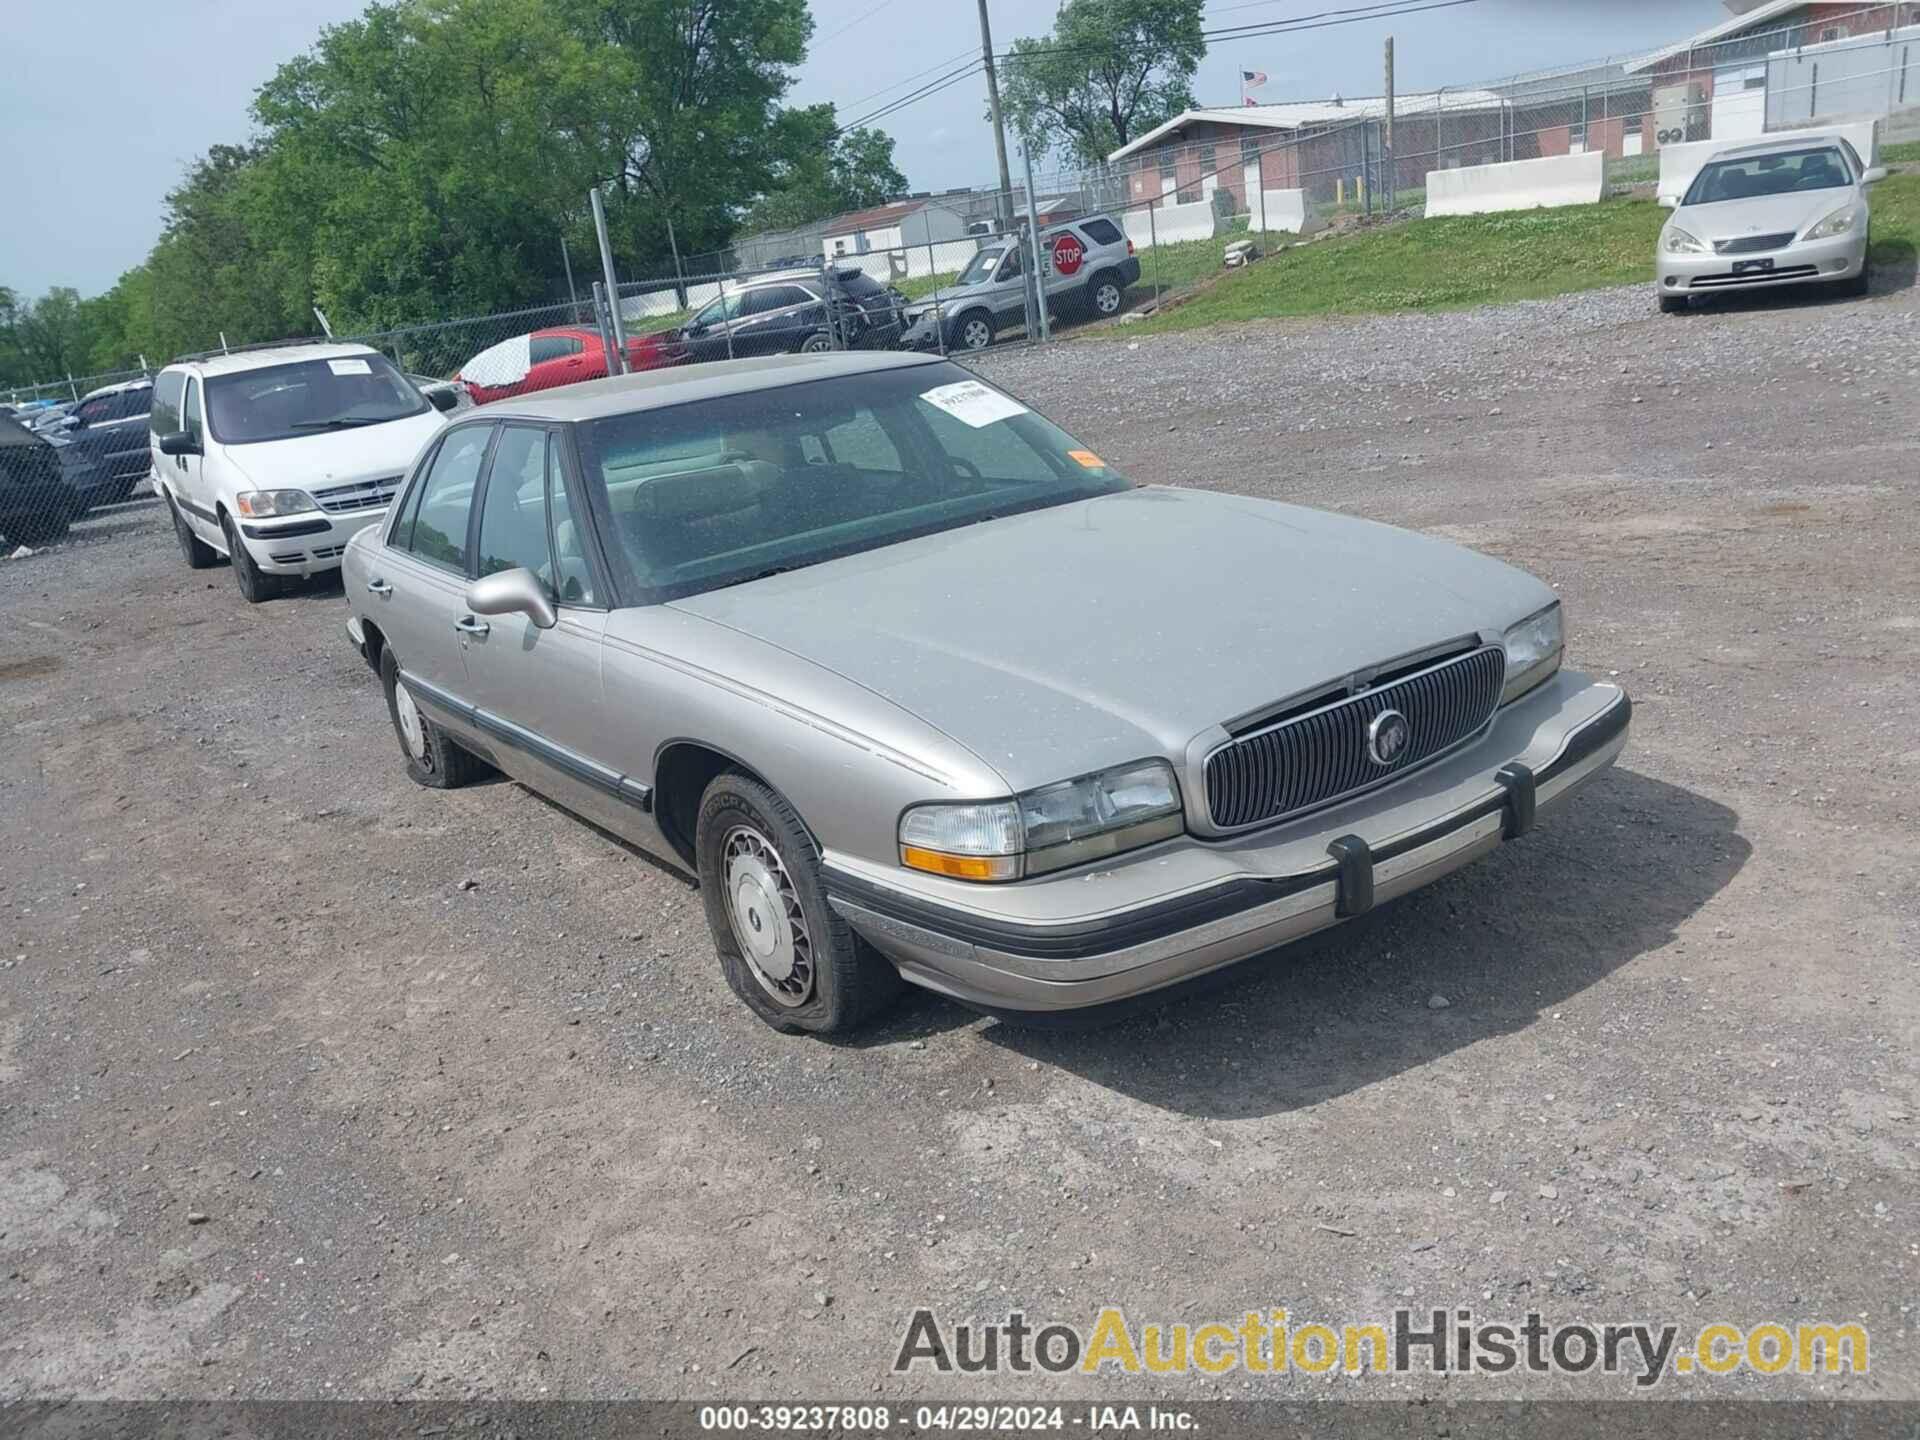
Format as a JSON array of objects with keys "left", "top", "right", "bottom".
[{"left": 455, "top": 325, "right": 686, "bottom": 406}]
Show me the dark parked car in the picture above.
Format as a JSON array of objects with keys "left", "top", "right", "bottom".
[
  {"left": 672, "top": 268, "right": 904, "bottom": 364},
  {"left": 47, "top": 379, "right": 153, "bottom": 501},
  {"left": 0, "top": 415, "right": 81, "bottom": 546}
]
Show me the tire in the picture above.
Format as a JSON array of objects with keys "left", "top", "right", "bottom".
[
  {"left": 167, "top": 492, "right": 218, "bottom": 569},
  {"left": 1840, "top": 255, "right": 1871, "bottom": 297},
  {"left": 951, "top": 311, "right": 996, "bottom": 352},
  {"left": 1086, "top": 272, "right": 1125, "bottom": 318},
  {"left": 1658, "top": 293, "right": 1688, "bottom": 315},
  {"left": 222, "top": 511, "right": 283, "bottom": 603},
  {"left": 799, "top": 331, "right": 834, "bottom": 354},
  {"left": 380, "top": 646, "right": 484, "bottom": 790},
  {"left": 695, "top": 770, "right": 902, "bottom": 1035}
]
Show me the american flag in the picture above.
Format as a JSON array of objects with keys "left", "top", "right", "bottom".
[{"left": 1242, "top": 70, "right": 1267, "bottom": 85}]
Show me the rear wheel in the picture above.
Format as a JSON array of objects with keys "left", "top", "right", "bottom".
[
  {"left": 1087, "top": 272, "right": 1125, "bottom": 318},
  {"left": 695, "top": 771, "right": 901, "bottom": 1035},
  {"left": 222, "top": 512, "right": 283, "bottom": 603},
  {"left": 380, "top": 647, "right": 484, "bottom": 789},
  {"left": 167, "top": 492, "right": 218, "bottom": 569}
]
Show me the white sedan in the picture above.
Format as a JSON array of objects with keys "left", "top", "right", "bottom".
[{"left": 1657, "top": 135, "right": 1886, "bottom": 314}]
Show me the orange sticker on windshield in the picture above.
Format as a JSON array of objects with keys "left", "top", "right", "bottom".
[{"left": 1068, "top": 449, "right": 1107, "bottom": 469}]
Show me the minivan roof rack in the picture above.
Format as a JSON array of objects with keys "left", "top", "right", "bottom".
[{"left": 167, "top": 335, "right": 350, "bottom": 364}]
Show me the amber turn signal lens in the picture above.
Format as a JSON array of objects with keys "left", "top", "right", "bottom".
[{"left": 899, "top": 846, "right": 1020, "bottom": 881}]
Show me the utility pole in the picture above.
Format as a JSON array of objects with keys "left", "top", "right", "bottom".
[
  {"left": 590, "top": 185, "right": 629, "bottom": 373},
  {"left": 976, "top": 0, "right": 1016, "bottom": 230},
  {"left": 1383, "top": 36, "right": 1395, "bottom": 213}
]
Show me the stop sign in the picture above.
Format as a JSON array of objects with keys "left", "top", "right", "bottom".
[{"left": 1051, "top": 231, "right": 1085, "bottom": 277}]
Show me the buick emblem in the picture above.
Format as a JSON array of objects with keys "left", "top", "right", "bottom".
[{"left": 1367, "top": 709, "right": 1411, "bottom": 767}]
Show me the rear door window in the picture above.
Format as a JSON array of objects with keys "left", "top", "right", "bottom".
[{"left": 406, "top": 424, "right": 492, "bottom": 574}]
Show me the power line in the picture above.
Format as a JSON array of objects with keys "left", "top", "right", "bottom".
[
  {"left": 817, "top": 0, "right": 907, "bottom": 46},
  {"left": 838, "top": 44, "right": 979, "bottom": 113},
  {"left": 997, "top": 0, "right": 1483, "bottom": 65}
]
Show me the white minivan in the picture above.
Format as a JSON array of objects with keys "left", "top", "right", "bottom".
[{"left": 151, "top": 343, "right": 453, "bottom": 602}]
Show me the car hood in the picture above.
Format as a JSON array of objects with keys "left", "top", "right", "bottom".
[
  {"left": 1673, "top": 190, "right": 1851, "bottom": 241},
  {"left": 670, "top": 487, "right": 1554, "bottom": 792},
  {"left": 216, "top": 409, "right": 445, "bottom": 489},
  {"left": 908, "top": 279, "right": 993, "bottom": 314}
]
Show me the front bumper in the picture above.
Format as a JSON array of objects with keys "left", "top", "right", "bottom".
[
  {"left": 242, "top": 508, "right": 388, "bottom": 575},
  {"left": 1659, "top": 230, "right": 1867, "bottom": 294},
  {"left": 824, "top": 671, "right": 1630, "bottom": 1014}
]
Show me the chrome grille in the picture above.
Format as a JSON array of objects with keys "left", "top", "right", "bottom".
[
  {"left": 1205, "top": 646, "right": 1506, "bottom": 830},
  {"left": 314, "top": 476, "right": 401, "bottom": 514},
  {"left": 1714, "top": 232, "right": 1796, "bottom": 255}
]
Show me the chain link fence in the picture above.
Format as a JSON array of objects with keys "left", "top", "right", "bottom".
[{"left": 7, "top": 3, "right": 1916, "bottom": 557}]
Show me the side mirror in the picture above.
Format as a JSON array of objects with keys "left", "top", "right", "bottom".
[
  {"left": 1658, "top": 194, "right": 1679, "bottom": 210},
  {"left": 156, "top": 431, "right": 200, "bottom": 457},
  {"left": 685, "top": 323, "right": 707, "bottom": 338},
  {"left": 1862, "top": 165, "right": 1888, "bottom": 186},
  {"left": 424, "top": 385, "right": 459, "bottom": 413},
  {"left": 466, "top": 567, "right": 557, "bottom": 630}
]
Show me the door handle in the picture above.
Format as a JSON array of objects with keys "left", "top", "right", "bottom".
[
  {"left": 366, "top": 578, "right": 392, "bottom": 596},
  {"left": 455, "top": 616, "right": 491, "bottom": 637}
]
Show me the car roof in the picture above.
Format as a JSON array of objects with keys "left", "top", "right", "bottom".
[
  {"left": 81, "top": 377, "right": 153, "bottom": 400},
  {"left": 1705, "top": 136, "right": 1852, "bottom": 162},
  {"left": 165, "top": 342, "right": 380, "bottom": 378},
  {"left": 533, "top": 326, "right": 597, "bottom": 340},
  {"left": 472, "top": 351, "right": 950, "bottom": 424}
]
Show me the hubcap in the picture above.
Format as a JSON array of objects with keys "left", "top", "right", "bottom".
[
  {"left": 1097, "top": 284, "right": 1121, "bottom": 313},
  {"left": 803, "top": 334, "right": 831, "bottom": 353},
  {"left": 722, "top": 825, "right": 813, "bottom": 1008},
  {"left": 963, "top": 321, "right": 991, "bottom": 349},
  {"left": 394, "top": 681, "right": 427, "bottom": 759}
]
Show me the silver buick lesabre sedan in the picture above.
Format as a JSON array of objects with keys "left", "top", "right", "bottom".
[{"left": 344, "top": 353, "right": 1630, "bottom": 1034}]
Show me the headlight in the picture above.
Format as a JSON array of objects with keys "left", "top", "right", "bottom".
[
  {"left": 1662, "top": 226, "right": 1709, "bottom": 255},
  {"left": 899, "top": 759, "right": 1184, "bottom": 882},
  {"left": 1501, "top": 602, "right": 1564, "bottom": 705},
  {"left": 232, "top": 489, "right": 318, "bottom": 518},
  {"left": 1803, "top": 205, "right": 1858, "bottom": 241}
]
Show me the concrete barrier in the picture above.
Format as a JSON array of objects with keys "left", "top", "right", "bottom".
[
  {"left": 1249, "top": 189, "right": 1319, "bottom": 234},
  {"left": 1656, "top": 119, "right": 1882, "bottom": 204},
  {"left": 1424, "top": 151, "right": 1606, "bottom": 217},
  {"left": 1122, "top": 199, "right": 1216, "bottom": 249}
]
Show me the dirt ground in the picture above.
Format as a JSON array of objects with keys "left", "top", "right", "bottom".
[{"left": 1, "top": 278, "right": 1915, "bottom": 1406}]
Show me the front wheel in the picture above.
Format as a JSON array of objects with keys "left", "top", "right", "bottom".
[
  {"left": 1658, "top": 293, "right": 1688, "bottom": 315},
  {"left": 222, "top": 512, "right": 283, "bottom": 603},
  {"left": 1840, "top": 255, "right": 1871, "bottom": 297},
  {"left": 951, "top": 312, "right": 996, "bottom": 352},
  {"left": 798, "top": 331, "right": 834, "bottom": 354},
  {"left": 168, "top": 492, "right": 218, "bottom": 568},
  {"left": 695, "top": 771, "right": 901, "bottom": 1035}
]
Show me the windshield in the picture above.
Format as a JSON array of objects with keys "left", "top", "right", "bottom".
[
  {"left": 1683, "top": 147, "right": 1851, "bottom": 206},
  {"left": 956, "top": 246, "right": 1007, "bottom": 285},
  {"left": 574, "top": 363, "right": 1130, "bottom": 604},
  {"left": 205, "top": 353, "right": 429, "bottom": 445}
]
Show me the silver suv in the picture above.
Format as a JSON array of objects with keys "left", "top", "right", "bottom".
[{"left": 900, "top": 214, "right": 1141, "bottom": 352}]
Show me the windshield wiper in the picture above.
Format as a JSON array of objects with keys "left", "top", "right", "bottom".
[
  {"left": 289, "top": 416, "right": 383, "bottom": 430},
  {"left": 718, "top": 563, "right": 811, "bottom": 589}
]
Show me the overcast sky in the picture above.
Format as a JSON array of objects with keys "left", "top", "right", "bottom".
[{"left": 3, "top": 0, "right": 1728, "bottom": 299}]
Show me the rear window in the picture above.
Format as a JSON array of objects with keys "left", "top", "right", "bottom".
[
  {"left": 834, "top": 271, "right": 889, "bottom": 300},
  {"left": 1079, "top": 217, "right": 1124, "bottom": 246},
  {"left": 151, "top": 372, "right": 185, "bottom": 435}
]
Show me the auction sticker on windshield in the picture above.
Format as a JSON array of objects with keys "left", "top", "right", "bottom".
[
  {"left": 922, "top": 380, "right": 1027, "bottom": 429},
  {"left": 327, "top": 358, "right": 372, "bottom": 376}
]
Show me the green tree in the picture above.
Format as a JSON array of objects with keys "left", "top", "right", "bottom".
[
  {"left": 253, "top": 0, "right": 619, "bottom": 325},
  {"left": 560, "top": 0, "right": 815, "bottom": 268},
  {"left": 1002, "top": 0, "right": 1206, "bottom": 167},
  {"left": 741, "top": 107, "right": 907, "bottom": 233}
]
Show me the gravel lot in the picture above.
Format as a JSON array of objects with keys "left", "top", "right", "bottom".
[{"left": 2, "top": 279, "right": 1915, "bottom": 1404}]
